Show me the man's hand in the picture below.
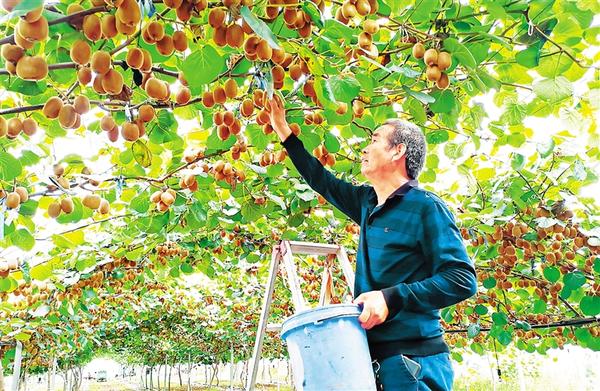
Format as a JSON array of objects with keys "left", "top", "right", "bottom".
[
  {"left": 354, "top": 291, "right": 389, "bottom": 330},
  {"left": 265, "top": 95, "right": 292, "bottom": 142}
]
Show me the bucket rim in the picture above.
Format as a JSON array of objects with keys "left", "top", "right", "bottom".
[{"left": 280, "top": 304, "right": 361, "bottom": 338}]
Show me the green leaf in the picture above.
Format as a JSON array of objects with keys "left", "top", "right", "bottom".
[
  {"left": 300, "top": 1, "right": 324, "bottom": 29},
  {"left": 563, "top": 271, "right": 586, "bottom": 290},
  {"left": 497, "top": 330, "right": 513, "bottom": 346},
  {"left": 533, "top": 299, "right": 547, "bottom": 314},
  {"left": 580, "top": 296, "right": 600, "bottom": 316},
  {"left": 515, "top": 320, "right": 532, "bottom": 331},
  {"left": 10, "top": 229, "right": 35, "bottom": 251},
  {"left": 240, "top": 6, "right": 281, "bottom": 49},
  {"left": 511, "top": 153, "right": 525, "bottom": 170},
  {"left": 329, "top": 75, "right": 361, "bottom": 102},
  {"left": 0, "top": 152, "right": 23, "bottom": 181},
  {"left": 429, "top": 90, "right": 456, "bottom": 113},
  {"left": 181, "top": 46, "right": 226, "bottom": 93},
  {"left": 470, "top": 342, "right": 485, "bottom": 355},
  {"left": 0, "top": 277, "right": 18, "bottom": 292},
  {"left": 492, "top": 312, "right": 508, "bottom": 326},
  {"left": 543, "top": 266, "right": 560, "bottom": 283},
  {"left": 443, "top": 37, "right": 477, "bottom": 70},
  {"left": 533, "top": 77, "right": 573, "bottom": 103},
  {"left": 426, "top": 130, "right": 449, "bottom": 144},
  {"left": 30, "top": 263, "right": 53, "bottom": 280},
  {"left": 474, "top": 304, "right": 488, "bottom": 315},
  {"left": 483, "top": 277, "right": 496, "bottom": 289},
  {"left": 402, "top": 86, "right": 435, "bottom": 104},
  {"left": 467, "top": 323, "right": 480, "bottom": 338},
  {"left": 314, "top": 77, "right": 338, "bottom": 111},
  {"left": 515, "top": 43, "right": 542, "bottom": 68},
  {"left": 180, "top": 263, "right": 194, "bottom": 274},
  {"left": 323, "top": 133, "right": 340, "bottom": 153},
  {"left": 132, "top": 140, "right": 152, "bottom": 168}
]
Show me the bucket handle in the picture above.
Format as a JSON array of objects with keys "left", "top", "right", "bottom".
[{"left": 312, "top": 313, "right": 356, "bottom": 326}]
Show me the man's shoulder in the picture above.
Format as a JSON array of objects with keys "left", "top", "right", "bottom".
[{"left": 407, "top": 187, "right": 450, "bottom": 210}]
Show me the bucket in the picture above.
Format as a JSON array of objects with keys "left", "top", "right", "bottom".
[{"left": 281, "top": 304, "right": 377, "bottom": 391}]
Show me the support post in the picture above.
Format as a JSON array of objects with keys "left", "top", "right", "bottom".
[{"left": 11, "top": 342, "right": 22, "bottom": 391}]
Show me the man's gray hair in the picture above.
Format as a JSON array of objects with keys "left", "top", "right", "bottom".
[{"left": 384, "top": 119, "right": 426, "bottom": 180}]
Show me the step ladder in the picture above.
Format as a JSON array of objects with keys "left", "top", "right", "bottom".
[{"left": 245, "top": 240, "right": 356, "bottom": 391}]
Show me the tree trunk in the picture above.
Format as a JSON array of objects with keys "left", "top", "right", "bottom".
[
  {"left": 187, "top": 360, "right": 191, "bottom": 391},
  {"left": 149, "top": 366, "right": 153, "bottom": 391},
  {"left": 167, "top": 365, "right": 171, "bottom": 391}
]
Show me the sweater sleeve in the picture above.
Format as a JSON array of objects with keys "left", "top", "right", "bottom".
[
  {"left": 381, "top": 197, "right": 477, "bottom": 317},
  {"left": 282, "top": 134, "right": 368, "bottom": 224}
]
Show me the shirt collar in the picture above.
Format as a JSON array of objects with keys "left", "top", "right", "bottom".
[{"left": 390, "top": 179, "right": 419, "bottom": 198}]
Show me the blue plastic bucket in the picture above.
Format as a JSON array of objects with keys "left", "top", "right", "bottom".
[{"left": 281, "top": 304, "right": 377, "bottom": 390}]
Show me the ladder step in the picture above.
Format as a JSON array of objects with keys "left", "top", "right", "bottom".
[
  {"left": 288, "top": 241, "right": 339, "bottom": 255},
  {"left": 266, "top": 323, "right": 282, "bottom": 332}
]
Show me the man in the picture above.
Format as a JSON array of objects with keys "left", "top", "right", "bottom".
[{"left": 267, "top": 95, "right": 477, "bottom": 390}]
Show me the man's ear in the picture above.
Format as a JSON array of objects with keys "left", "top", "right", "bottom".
[{"left": 392, "top": 144, "right": 406, "bottom": 162}]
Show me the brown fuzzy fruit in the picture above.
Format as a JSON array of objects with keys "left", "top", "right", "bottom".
[
  {"left": 7, "top": 118, "right": 22, "bottom": 138},
  {"left": 54, "top": 163, "right": 65, "bottom": 177},
  {"left": 240, "top": 99, "right": 254, "bottom": 117},
  {"left": 213, "top": 26, "right": 227, "bottom": 47},
  {"left": 145, "top": 21, "right": 165, "bottom": 43},
  {"left": 176, "top": 87, "right": 191, "bottom": 105},
  {"left": 121, "top": 122, "right": 140, "bottom": 141},
  {"left": 217, "top": 125, "right": 230, "bottom": 141},
  {"left": 172, "top": 31, "right": 188, "bottom": 52},
  {"left": 160, "top": 191, "right": 175, "bottom": 206},
  {"left": 16, "top": 17, "right": 48, "bottom": 42},
  {"left": 426, "top": 65, "right": 441, "bottom": 82},
  {"left": 356, "top": 0, "right": 371, "bottom": 16},
  {"left": 164, "top": 0, "right": 183, "bottom": 8},
  {"left": 13, "top": 29, "right": 34, "bottom": 49},
  {"left": 202, "top": 91, "right": 215, "bottom": 108},
  {"left": 58, "top": 105, "right": 78, "bottom": 128},
  {"left": 341, "top": 2, "right": 357, "bottom": 19},
  {"left": 22, "top": 118, "right": 37, "bottom": 136},
  {"left": 101, "top": 69, "right": 124, "bottom": 95},
  {"left": 70, "top": 40, "right": 91, "bottom": 65},
  {"left": 126, "top": 48, "right": 144, "bottom": 69},
  {"left": 116, "top": 0, "right": 141, "bottom": 26},
  {"left": 101, "top": 14, "right": 118, "bottom": 39},
  {"left": 226, "top": 24, "right": 244, "bottom": 48},
  {"left": 358, "top": 32, "right": 372, "bottom": 49},
  {"left": 6, "top": 192, "right": 20, "bottom": 208},
  {"left": 412, "top": 43, "right": 425, "bottom": 59},
  {"left": 1, "top": 44, "right": 24, "bottom": 64},
  {"left": 335, "top": 102, "right": 348, "bottom": 115},
  {"left": 93, "top": 74, "right": 106, "bottom": 94},
  {"left": 107, "top": 125, "right": 119, "bottom": 142},
  {"left": 145, "top": 77, "right": 168, "bottom": 100},
  {"left": 424, "top": 48, "right": 438, "bottom": 66},
  {"left": 256, "top": 40, "right": 272, "bottom": 62},
  {"left": 139, "top": 105, "right": 155, "bottom": 122},
  {"left": 139, "top": 49, "right": 153, "bottom": 72},
  {"left": 82, "top": 194, "right": 101, "bottom": 210},
  {"left": 48, "top": 202, "right": 62, "bottom": 218},
  {"left": 0, "top": 117, "right": 6, "bottom": 137},
  {"left": 60, "top": 198, "right": 74, "bottom": 214},
  {"left": 209, "top": 8, "right": 226, "bottom": 28},
  {"left": 77, "top": 66, "right": 92, "bottom": 85},
  {"left": 15, "top": 56, "right": 48, "bottom": 81},
  {"left": 83, "top": 14, "right": 102, "bottom": 41},
  {"left": 224, "top": 78, "right": 238, "bottom": 99},
  {"left": 436, "top": 72, "right": 449, "bottom": 89},
  {"left": 73, "top": 95, "right": 90, "bottom": 114},
  {"left": 98, "top": 199, "right": 110, "bottom": 214},
  {"left": 100, "top": 115, "right": 116, "bottom": 131},
  {"left": 24, "top": 6, "right": 43, "bottom": 22},
  {"left": 91, "top": 51, "right": 111, "bottom": 75},
  {"left": 156, "top": 35, "right": 174, "bottom": 56},
  {"left": 437, "top": 51, "right": 452, "bottom": 71},
  {"left": 115, "top": 16, "right": 137, "bottom": 35},
  {"left": 15, "top": 186, "right": 28, "bottom": 203},
  {"left": 363, "top": 19, "right": 379, "bottom": 35},
  {"left": 213, "top": 86, "right": 227, "bottom": 104},
  {"left": 43, "top": 97, "right": 63, "bottom": 119}
]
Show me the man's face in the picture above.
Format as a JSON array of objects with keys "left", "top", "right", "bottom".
[{"left": 361, "top": 124, "right": 400, "bottom": 180}]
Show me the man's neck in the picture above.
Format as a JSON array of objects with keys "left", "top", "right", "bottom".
[{"left": 372, "top": 176, "right": 410, "bottom": 206}]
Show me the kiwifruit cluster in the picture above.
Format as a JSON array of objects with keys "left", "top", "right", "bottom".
[
  {"left": 313, "top": 144, "right": 336, "bottom": 167},
  {"left": 142, "top": 22, "right": 188, "bottom": 55},
  {"left": 230, "top": 139, "right": 248, "bottom": 160},
  {"left": 304, "top": 111, "right": 324, "bottom": 126},
  {"left": 211, "top": 160, "right": 245, "bottom": 186},
  {"left": 0, "top": 258, "right": 21, "bottom": 278},
  {"left": 1, "top": 41, "right": 48, "bottom": 80},
  {"left": 183, "top": 148, "right": 205, "bottom": 163},
  {"left": 2, "top": 186, "right": 28, "bottom": 209},
  {"left": 413, "top": 44, "right": 452, "bottom": 89},
  {"left": 150, "top": 188, "right": 177, "bottom": 212},
  {"left": 178, "top": 173, "right": 198, "bottom": 192},
  {"left": 258, "top": 150, "right": 287, "bottom": 167},
  {"left": 42, "top": 95, "right": 90, "bottom": 130},
  {"left": 82, "top": 193, "right": 110, "bottom": 214},
  {"left": 213, "top": 110, "right": 242, "bottom": 141},
  {"left": 335, "top": 0, "right": 379, "bottom": 24},
  {"left": 0, "top": 115, "right": 37, "bottom": 138},
  {"left": 47, "top": 196, "right": 75, "bottom": 219},
  {"left": 201, "top": 78, "right": 239, "bottom": 109}
]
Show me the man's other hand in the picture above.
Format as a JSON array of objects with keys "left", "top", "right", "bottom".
[{"left": 354, "top": 290, "right": 389, "bottom": 330}]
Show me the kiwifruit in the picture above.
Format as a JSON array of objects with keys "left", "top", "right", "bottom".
[
  {"left": 73, "top": 95, "right": 90, "bottom": 114},
  {"left": 241, "top": 19, "right": 253, "bottom": 35},
  {"left": 139, "top": 104, "right": 155, "bottom": 122},
  {"left": 253, "top": 89, "right": 265, "bottom": 107},
  {"left": 341, "top": 2, "right": 357, "bottom": 19},
  {"left": 335, "top": 7, "right": 349, "bottom": 24},
  {"left": 139, "top": 49, "right": 153, "bottom": 72},
  {"left": 426, "top": 65, "right": 441, "bottom": 81},
  {"left": 208, "top": 8, "right": 226, "bottom": 28},
  {"left": 82, "top": 194, "right": 101, "bottom": 209},
  {"left": 244, "top": 35, "right": 260, "bottom": 55},
  {"left": 256, "top": 39, "right": 272, "bottom": 62},
  {"left": 303, "top": 79, "right": 315, "bottom": 97},
  {"left": 202, "top": 91, "right": 215, "bottom": 108},
  {"left": 116, "top": 0, "right": 141, "bottom": 26},
  {"left": 15, "top": 55, "right": 48, "bottom": 80},
  {"left": 0, "top": 117, "right": 6, "bottom": 137},
  {"left": 223, "top": 78, "right": 238, "bottom": 99},
  {"left": 363, "top": 19, "right": 379, "bottom": 35},
  {"left": 352, "top": 100, "right": 365, "bottom": 117},
  {"left": 48, "top": 202, "right": 62, "bottom": 218},
  {"left": 217, "top": 125, "right": 230, "bottom": 141},
  {"left": 6, "top": 118, "right": 21, "bottom": 138},
  {"left": 150, "top": 190, "right": 162, "bottom": 203},
  {"left": 176, "top": 3, "right": 193, "bottom": 22},
  {"left": 265, "top": 4, "right": 279, "bottom": 19},
  {"left": 107, "top": 125, "right": 119, "bottom": 142},
  {"left": 213, "top": 26, "right": 227, "bottom": 47},
  {"left": 60, "top": 198, "right": 74, "bottom": 214},
  {"left": 412, "top": 42, "right": 425, "bottom": 59},
  {"left": 98, "top": 199, "right": 110, "bottom": 214},
  {"left": 16, "top": 16, "right": 48, "bottom": 42},
  {"left": 6, "top": 191, "right": 20, "bottom": 208},
  {"left": 367, "top": 0, "right": 378, "bottom": 14},
  {"left": 271, "top": 65, "right": 285, "bottom": 82},
  {"left": 76, "top": 66, "right": 92, "bottom": 85},
  {"left": 145, "top": 21, "right": 164, "bottom": 43},
  {"left": 54, "top": 163, "right": 65, "bottom": 177},
  {"left": 229, "top": 119, "right": 241, "bottom": 135},
  {"left": 223, "top": 111, "right": 235, "bottom": 127},
  {"left": 145, "top": 77, "right": 168, "bottom": 100},
  {"left": 298, "top": 23, "right": 312, "bottom": 38},
  {"left": 436, "top": 72, "right": 449, "bottom": 89},
  {"left": 102, "top": 69, "right": 124, "bottom": 95},
  {"left": 91, "top": 51, "right": 111, "bottom": 75},
  {"left": 173, "top": 31, "right": 188, "bottom": 52},
  {"left": 424, "top": 48, "right": 438, "bottom": 66},
  {"left": 121, "top": 122, "right": 139, "bottom": 141},
  {"left": 256, "top": 109, "right": 270, "bottom": 125},
  {"left": 58, "top": 104, "right": 78, "bottom": 128},
  {"left": 437, "top": 51, "right": 452, "bottom": 71},
  {"left": 100, "top": 115, "right": 116, "bottom": 132},
  {"left": 101, "top": 14, "right": 118, "bottom": 39},
  {"left": 164, "top": 0, "right": 183, "bottom": 8},
  {"left": 194, "top": 0, "right": 208, "bottom": 12},
  {"left": 213, "top": 111, "right": 224, "bottom": 126},
  {"left": 289, "top": 64, "right": 303, "bottom": 81},
  {"left": 283, "top": 7, "right": 298, "bottom": 25},
  {"left": 355, "top": 0, "right": 371, "bottom": 16},
  {"left": 271, "top": 48, "right": 286, "bottom": 64},
  {"left": 5, "top": 61, "right": 16, "bottom": 75},
  {"left": 240, "top": 99, "right": 254, "bottom": 117},
  {"left": 160, "top": 191, "right": 175, "bottom": 206},
  {"left": 13, "top": 29, "right": 34, "bottom": 49},
  {"left": 70, "top": 40, "right": 91, "bottom": 65},
  {"left": 335, "top": 102, "right": 348, "bottom": 115},
  {"left": 213, "top": 86, "right": 227, "bottom": 104},
  {"left": 42, "top": 97, "right": 63, "bottom": 119},
  {"left": 83, "top": 14, "right": 102, "bottom": 41},
  {"left": 1, "top": 0, "right": 20, "bottom": 12},
  {"left": 93, "top": 74, "right": 106, "bottom": 94},
  {"left": 71, "top": 113, "right": 81, "bottom": 129},
  {"left": 156, "top": 35, "right": 174, "bottom": 56},
  {"left": 126, "top": 48, "right": 144, "bottom": 69},
  {"left": 115, "top": 16, "right": 136, "bottom": 35},
  {"left": 22, "top": 118, "right": 37, "bottom": 136},
  {"left": 226, "top": 24, "right": 244, "bottom": 48},
  {"left": 1, "top": 44, "right": 24, "bottom": 64},
  {"left": 358, "top": 32, "right": 372, "bottom": 50},
  {"left": 176, "top": 87, "right": 191, "bottom": 105}
]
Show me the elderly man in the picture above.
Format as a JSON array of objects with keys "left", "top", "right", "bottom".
[{"left": 267, "top": 95, "right": 477, "bottom": 390}]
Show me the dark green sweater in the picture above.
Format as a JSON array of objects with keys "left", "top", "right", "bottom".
[{"left": 282, "top": 134, "right": 477, "bottom": 359}]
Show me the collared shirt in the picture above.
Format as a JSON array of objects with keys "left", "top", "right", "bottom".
[{"left": 282, "top": 134, "right": 477, "bottom": 357}]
